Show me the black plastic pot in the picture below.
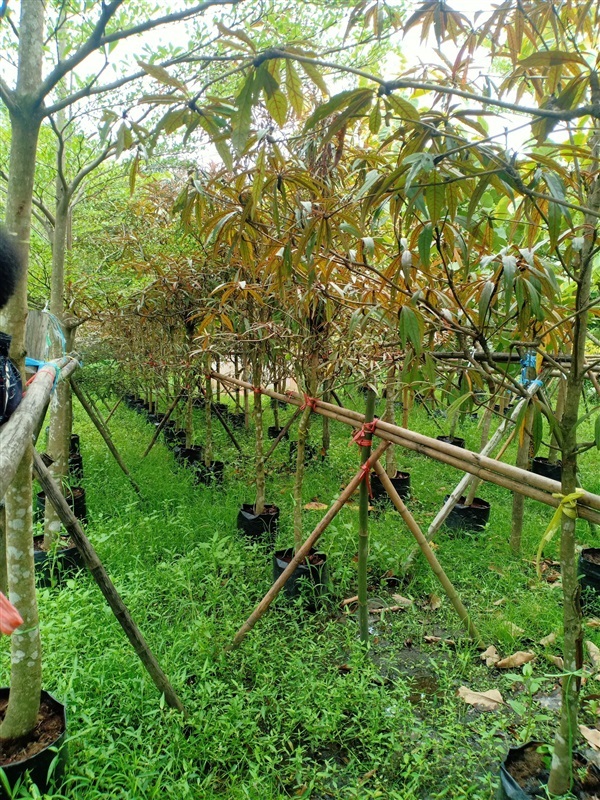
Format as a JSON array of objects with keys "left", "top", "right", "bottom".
[
  {"left": 273, "top": 547, "right": 328, "bottom": 603},
  {"left": 68, "top": 453, "right": 84, "bottom": 482},
  {"left": 370, "top": 470, "right": 411, "bottom": 504},
  {"left": 174, "top": 445, "right": 204, "bottom": 466},
  {"left": 229, "top": 412, "right": 246, "bottom": 430},
  {"left": 436, "top": 435, "right": 465, "bottom": 449},
  {"left": 69, "top": 434, "right": 80, "bottom": 455},
  {"left": 194, "top": 460, "right": 225, "bottom": 485},
  {"left": 498, "top": 741, "right": 546, "bottom": 799},
  {"left": 0, "top": 688, "right": 67, "bottom": 799},
  {"left": 33, "top": 535, "right": 83, "bottom": 587},
  {"left": 166, "top": 430, "right": 187, "bottom": 449},
  {"left": 289, "top": 441, "right": 317, "bottom": 463},
  {"left": 213, "top": 402, "right": 229, "bottom": 417},
  {"left": 36, "top": 487, "right": 87, "bottom": 526},
  {"left": 579, "top": 547, "right": 600, "bottom": 594},
  {"left": 192, "top": 397, "right": 205, "bottom": 409},
  {"left": 268, "top": 426, "right": 289, "bottom": 440},
  {"left": 237, "top": 504, "right": 280, "bottom": 542},
  {"left": 444, "top": 495, "right": 490, "bottom": 533},
  {"left": 531, "top": 456, "right": 562, "bottom": 483}
]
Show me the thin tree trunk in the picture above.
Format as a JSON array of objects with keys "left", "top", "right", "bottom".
[
  {"left": 358, "top": 388, "right": 377, "bottom": 643},
  {"left": 204, "top": 369, "right": 213, "bottom": 467},
  {"left": 384, "top": 365, "right": 397, "bottom": 477},
  {"left": 510, "top": 405, "right": 533, "bottom": 554},
  {"left": 252, "top": 357, "right": 266, "bottom": 515}
]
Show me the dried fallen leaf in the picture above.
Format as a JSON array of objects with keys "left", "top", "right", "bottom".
[
  {"left": 504, "top": 623, "right": 525, "bottom": 638},
  {"left": 579, "top": 725, "right": 600, "bottom": 751},
  {"left": 425, "top": 593, "right": 442, "bottom": 611},
  {"left": 481, "top": 645, "right": 500, "bottom": 667},
  {"left": 424, "top": 635, "right": 456, "bottom": 647},
  {"left": 340, "top": 595, "right": 358, "bottom": 607},
  {"left": 493, "top": 598, "right": 506, "bottom": 607},
  {"left": 368, "top": 605, "right": 408, "bottom": 614},
  {"left": 545, "top": 654, "right": 564, "bottom": 670},
  {"left": 539, "top": 633, "right": 557, "bottom": 647},
  {"left": 304, "top": 501, "right": 328, "bottom": 511},
  {"left": 391, "top": 594, "right": 413, "bottom": 607},
  {"left": 458, "top": 686, "right": 504, "bottom": 711},
  {"left": 587, "top": 641, "right": 600, "bottom": 673},
  {"left": 587, "top": 618, "right": 600, "bottom": 629},
  {"left": 496, "top": 651, "right": 536, "bottom": 669}
]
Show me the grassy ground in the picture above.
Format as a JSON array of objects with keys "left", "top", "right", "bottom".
[{"left": 2, "top": 389, "right": 599, "bottom": 799}]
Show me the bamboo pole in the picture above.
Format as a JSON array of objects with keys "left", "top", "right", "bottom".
[
  {"left": 142, "top": 389, "right": 185, "bottom": 458},
  {"left": 199, "top": 383, "right": 242, "bottom": 453},
  {"left": 71, "top": 379, "right": 142, "bottom": 497},
  {"left": 373, "top": 461, "right": 483, "bottom": 647},
  {"left": 105, "top": 397, "right": 122, "bottom": 424},
  {"left": 0, "top": 356, "right": 79, "bottom": 499},
  {"left": 358, "top": 389, "right": 376, "bottom": 643},
  {"left": 510, "top": 405, "right": 533, "bottom": 554},
  {"left": 210, "top": 372, "right": 600, "bottom": 524},
  {"left": 228, "top": 441, "right": 390, "bottom": 650},
  {"left": 32, "top": 451, "right": 185, "bottom": 715},
  {"left": 264, "top": 405, "right": 303, "bottom": 462}
]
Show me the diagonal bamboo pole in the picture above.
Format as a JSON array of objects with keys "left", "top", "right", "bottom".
[
  {"left": 373, "top": 461, "right": 483, "bottom": 647},
  {"left": 227, "top": 441, "right": 390, "bottom": 650},
  {"left": 142, "top": 389, "right": 185, "bottom": 458},
  {"left": 105, "top": 397, "right": 122, "bottom": 424},
  {"left": 71, "top": 379, "right": 142, "bottom": 497},
  {"left": 264, "top": 405, "right": 303, "bottom": 462},
  {"left": 199, "top": 383, "right": 242, "bottom": 453},
  {"left": 32, "top": 451, "right": 185, "bottom": 715}
]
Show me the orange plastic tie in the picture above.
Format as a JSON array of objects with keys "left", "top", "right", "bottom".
[
  {"left": 300, "top": 394, "right": 318, "bottom": 412},
  {"left": 359, "top": 461, "right": 373, "bottom": 499},
  {"left": 350, "top": 420, "right": 378, "bottom": 448}
]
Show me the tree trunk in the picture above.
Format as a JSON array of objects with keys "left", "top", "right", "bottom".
[
  {"left": 252, "top": 356, "right": 266, "bottom": 515},
  {"left": 384, "top": 365, "right": 397, "bottom": 477},
  {"left": 0, "top": 0, "right": 46, "bottom": 740},
  {"left": 358, "top": 388, "right": 377, "bottom": 643},
  {"left": 204, "top": 368, "right": 213, "bottom": 467}
]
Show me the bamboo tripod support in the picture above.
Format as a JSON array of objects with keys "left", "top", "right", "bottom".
[
  {"left": 32, "top": 451, "right": 185, "bottom": 714},
  {"left": 210, "top": 372, "right": 600, "bottom": 525},
  {"left": 228, "top": 441, "right": 390, "bottom": 650}
]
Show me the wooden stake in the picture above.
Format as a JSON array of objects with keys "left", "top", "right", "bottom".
[
  {"left": 32, "top": 451, "right": 185, "bottom": 715},
  {"left": 71, "top": 379, "right": 142, "bottom": 497},
  {"left": 373, "top": 461, "right": 483, "bottom": 647},
  {"left": 227, "top": 441, "right": 390, "bottom": 650},
  {"left": 105, "top": 397, "right": 122, "bottom": 424}
]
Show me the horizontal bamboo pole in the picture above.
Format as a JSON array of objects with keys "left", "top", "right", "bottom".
[
  {"left": 32, "top": 451, "right": 186, "bottom": 715},
  {"left": 228, "top": 440, "right": 390, "bottom": 650},
  {"left": 0, "top": 356, "right": 79, "bottom": 499},
  {"left": 211, "top": 372, "right": 600, "bottom": 526}
]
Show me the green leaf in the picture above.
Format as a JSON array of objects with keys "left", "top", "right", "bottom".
[
  {"left": 426, "top": 177, "right": 445, "bottom": 225},
  {"left": 265, "top": 88, "right": 288, "bottom": 126},
  {"left": 300, "top": 60, "right": 328, "bottom": 96},
  {"left": 478, "top": 280, "right": 495, "bottom": 323},
  {"left": 138, "top": 61, "right": 187, "bottom": 90},
  {"left": 399, "top": 305, "right": 422, "bottom": 354},
  {"left": 384, "top": 94, "right": 420, "bottom": 124},
  {"left": 418, "top": 224, "right": 433, "bottom": 267},
  {"left": 252, "top": 148, "right": 267, "bottom": 208},
  {"left": 503, "top": 257, "right": 515, "bottom": 314},
  {"left": 519, "top": 50, "right": 587, "bottom": 68},
  {"left": 548, "top": 198, "right": 562, "bottom": 249},
  {"left": 285, "top": 61, "right": 304, "bottom": 117},
  {"left": 369, "top": 101, "right": 382, "bottom": 134},
  {"left": 232, "top": 72, "right": 255, "bottom": 154},
  {"left": 129, "top": 151, "right": 139, "bottom": 196},
  {"left": 304, "top": 88, "right": 372, "bottom": 131},
  {"left": 531, "top": 404, "right": 543, "bottom": 457}
]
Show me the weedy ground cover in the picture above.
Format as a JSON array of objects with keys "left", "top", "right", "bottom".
[{"left": 2, "top": 393, "right": 598, "bottom": 799}]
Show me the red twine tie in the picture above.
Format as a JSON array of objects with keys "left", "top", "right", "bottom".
[
  {"left": 300, "top": 394, "right": 318, "bottom": 412},
  {"left": 359, "top": 462, "right": 373, "bottom": 499},
  {"left": 350, "top": 420, "right": 378, "bottom": 448},
  {"left": 252, "top": 386, "right": 262, "bottom": 395}
]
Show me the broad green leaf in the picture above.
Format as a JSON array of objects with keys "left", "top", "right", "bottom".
[
  {"left": 304, "top": 88, "right": 372, "bottom": 131},
  {"left": 285, "top": 61, "right": 304, "bottom": 117},
  {"left": 265, "top": 88, "right": 288, "bottom": 126},
  {"left": 369, "top": 101, "right": 382, "bottom": 134},
  {"left": 138, "top": 61, "right": 186, "bottom": 90},
  {"left": 548, "top": 198, "right": 562, "bottom": 249},
  {"left": 128, "top": 151, "right": 139, "bottom": 195},
  {"left": 418, "top": 224, "right": 433, "bottom": 267},
  {"left": 467, "top": 175, "right": 490, "bottom": 223},
  {"left": 519, "top": 50, "right": 587, "bottom": 68},
  {"left": 232, "top": 73, "right": 255, "bottom": 154},
  {"left": 426, "top": 177, "right": 445, "bottom": 225},
  {"left": 385, "top": 94, "right": 420, "bottom": 124},
  {"left": 503, "top": 256, "right": 515, "bottom": 313},
  {"left": 399, "top": 305, "right": 422, "bottom": 354},
  {"left": 531, "top": 404, "right": 543, "bottom": 457},
  {"left": 300, "top": 60, "right": 328, "bottom": 96},
  {"left": 252, "top": 148, "right": 266, "bottom": 208},
  {"left": 478, "top": 280, "right": 495, "bottom": 323}
]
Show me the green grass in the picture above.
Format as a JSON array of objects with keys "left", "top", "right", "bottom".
[{"left": 2, "top": 391, "right": 599, "bottom": 799}]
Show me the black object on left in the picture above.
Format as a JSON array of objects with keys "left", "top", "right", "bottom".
[{"left": 0, "top": 332, "right": 22, "bottom": 425}]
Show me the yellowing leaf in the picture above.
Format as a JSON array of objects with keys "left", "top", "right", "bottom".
[
  {"left": 586, "top": 640, "right": 600, "bottom": 673},
  {"left": 458, "top": 686, "right": 504, "bottom": 711},
  {"left": 579, "top": 725, "right": 600, "bottom": 751},
  {"left": 138, "top": 61, "right": 186, "bottom": 90},
  {"left": 385, "top": 94, "right": 420, "bottom": 124},
  {"left": 266, "top": 88, "right": 288, "bottom": 127},
  {"left": 495, "top": 651, "right": 535, "bottom": 669},
  {"left": 285, "top": 61, "right": 304, "bottom": 117},
  {"left": 304, "top": 501, "right": 328, "bottom": 511},
  {"left": 519, "top": 51, "right": 587, "bottom": 68}
]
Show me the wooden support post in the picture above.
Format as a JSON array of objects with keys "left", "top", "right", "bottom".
[
  {"left": 264, "top": 406, "right": 303, "bottom": 462},
  {"left": 373, "top": 462, "right": 483, "bottom": 647},
  {"left": 105, "top": 397, "right": 122, "bottom": 424},
  {"left": 358, "top": 389, "right": 376, "bottom": 643},
  {"left": 228, "top": 441, "right": 390, "bottom": 650},
  {"left": 142, "top": 390, "right": 185, "bottom": 459},
  {"left": 32, "top": 451, "right": 185, "bottom": 715},
  {"left": 71, "top": 379, "right": 143, "bottom": 497}
]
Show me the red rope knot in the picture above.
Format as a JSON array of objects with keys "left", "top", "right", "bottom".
[
  {"left": 252, "top": 386, "right": 262, "bottom": 395},
  {"left": 359, "top": 461, "right": 373, "bottom": 499},
  {"left": 350, "top": 420, "right": 378, "bottom": 448},
  {"left": 300, "top": 394, "right": 318, "bottom": 412}
]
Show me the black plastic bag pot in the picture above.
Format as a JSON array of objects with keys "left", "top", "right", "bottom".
[
  {"left": 124, "top": 393, "right": 136, "bottom": 408},
  {"left": 497, "top": 741, "right": 600, "bottom": 799},
  {"left": 289, "top": 441, "right": 317, "bottom": 463},
  {"left": 580, "top": 547, "right": 600, "bottom": 596},
  {"left": 237, "top": 503, "right": 279, "bottom": 542},
  {"left": 0, "top": 688, "right": 67, "bottom": 799},
  {"left": 213, "top": 402, "right": 229, "bottom": 417},
  {"left": 370, "top": 470, "right": 411, "bottom": 504},
  {"left": 36, "top": 487, "right": 87, "bottom": 526},
  {"left": 195, "top": 460, "right": 224, "bottom": 485},
  {"left": 175, "top": 445, "right": 204, "bottom": 466},
  {"left": 268, "top": 426, "right": 288, "bottom": 440},
  {"left": 444, "top": 495, "right": 490, "bottom": 533},
  {"left": 229, "top": 412, "right": 245, "bottom": 430},
  {"left": 33, "top": 535, "right": 83, "bottom": 587},
  {"left": 68, "top": 453, "right": 84, "bottom": 482},
  {"left": 69, "top": 434, "right": 80, "bottom": 455},
  {"left": 436, "top": 435, "right": 465, "bottom": 448},
  {"left": 0, "top": 332, "right": 22, "bottom": 426},
  {"left": 273, "top": 547, "right": 328, "bottom": 604},
  {"left": 531, "top": 456, "right": 562, "bottom": 483}
]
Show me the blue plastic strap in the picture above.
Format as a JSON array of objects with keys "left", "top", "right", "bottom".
[
  {"left": 41, "top": 309, "right": 67, "bottom": 357},
  {"left": 25, "top": 357, "right": 45, "bottom": 370}
]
